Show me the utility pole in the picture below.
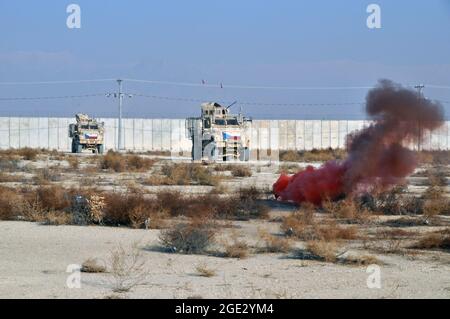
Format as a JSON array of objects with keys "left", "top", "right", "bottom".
[
  {"left": 117, "top": 79, "right": 123, "bottom": 151},
  {"left": 414, "top": 84, "right": 425, "bottom": 98},
  {"left": 106, "top": 79, "right": 132, "bottom": 151},
  {"left": 414, "top": 84, "right": 425, "bottom": 151}
]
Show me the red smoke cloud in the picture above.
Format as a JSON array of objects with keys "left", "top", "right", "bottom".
[{"left": 273, "top": 80, "right": 445, "bottom": 205}]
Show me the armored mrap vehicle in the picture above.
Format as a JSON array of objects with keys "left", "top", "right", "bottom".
[
  {"left": 69, "top": 113, "right": 105, "bottom": 154},
  {"left": 186, "top": 102, "right": 251, "bottom": 162}
]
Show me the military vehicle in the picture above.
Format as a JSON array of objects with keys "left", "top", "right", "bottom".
[
  {"left": 69, "top": 113, "right": 105, "bottom": 154},
  {"left": 186, "top": 102, "right": 251, "bottom": 162}
]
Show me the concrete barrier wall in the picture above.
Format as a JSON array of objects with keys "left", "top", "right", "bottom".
[{"left": 0, "top": 117, "right": 449, "bottom": 152}]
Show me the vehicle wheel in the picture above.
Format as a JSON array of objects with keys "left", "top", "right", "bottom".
[{"left": 97, "top": 144, "right": 104, "bottom": 154}]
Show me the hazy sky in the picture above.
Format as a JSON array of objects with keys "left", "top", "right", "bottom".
[{"left": 0, "top": 0, "right": 449, "bottom": 119}]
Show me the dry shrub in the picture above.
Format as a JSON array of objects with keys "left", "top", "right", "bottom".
[
  {"left": 317, "top": 221, "right": 359, "bottom": 241},
  {"left": 35, "top": 185, "right": 71, "bottom": 212},
  {"left": 229, "top": 187, "right": 269, "bottom": 220},
  {"left": 418, "top": 151, "right": 450, "bottom": 165},
  {"left": 0, "top": 186, "right": 25, "bottom": 220},
  {"left": 376, "top": 228, "right": 418, "bottom": 239},
  {"left": 341, "top": 254, "right": 381, "bottom": 266},
  {"left": 374, "top": 185, "right": 412, "bottom": 215},
  {"left": 100, "top": 151, "right": 126, "bottom": 172},
  {"left": 322, "top": 199, "right": 371, "bottom": 223},
  {"left": 223, "top": 238, "right": 249, "bottom": 259},
  {"left": 109, "top": 243, "right": 148, "bottom": 293},
  {"left": 156, "top": 188, "right": 269, "bottom": 221},
  {"left": 277, "top": 163, "right": 301, "bottom": 174},
  {"left": 33, "top": 167, "right": 62, "bottom": 184},
  {"left": 86, "top": 194, "right": 106, "bottom": 224},
  {"left": 281, "top": 206, "right": 316, "bottom": 239},
  {"left": 40, "top": 211, "right": 72, "bottom": 225},
  {"left": 126, "top": 155, "right": 155, "bottom": 171},
  {"left": 18, "top": 148, "right": 40, "bottom": 161},
  {"left": 0, "top": 158, "right": 21, "bottom": 172},
  {"left": 103, "top": 192, "right": 156, "bottom": 226},
  {"left": 258, "top": 229, "right": 292, "bottom": 253},
  {"left": 81, "top": 258, "right": 106, "bottom": 273},
  {"left": 0, "top": 172, "right": 22, "bottom": 183},
  {"left": 159, "top": 220, "right": 215, "bottom": 254},
  {"left": 422, "top": 185, "right": 449, "bottom": 217},
  {"left": 100, "top": 151, "right": 154, "bottom": 172},
  {"left": 67, "top": 156, "right": 79, "bottom": 169},
  {"left": 282, "top": 205, "right": 358, "bottom": 241},
  {"left": 280, "top": 148, "right": 346, "bottom": 162},
  {"left": 230, "top": 166, "right": 252, "bottom": 177},
  {"left": 306, "top": 240, "right": 341, "bottom": 262},
  {"left": 195, "top": 263, "right": 216, "bottom": 277},
  {"left": 157, "top": 163, "right": 220, "bottom": 186},
  {"left": 411, "top": 230, "right": 450, "bottom": 250},
  {"left": 373, "top": 229, "right": 404, "bottom": 254}
]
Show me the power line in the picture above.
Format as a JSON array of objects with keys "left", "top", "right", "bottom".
[
  {"left": 0, "top": 93, "right": 106, "bottom": 101},
  {"left": 1, "top": 91, "right": 449, "bottom": 106},
  {"left": 1, "top": 77, "right": 450, "bottom": 91},
  {"left": 0, "top": 79, "right": 115, "bottom": 85},
  {"left": 131, "top": 92, "right": 365, "bottom": 106},
  {"left": 125, "top": 78, "right": 376, "bottom": 90}
]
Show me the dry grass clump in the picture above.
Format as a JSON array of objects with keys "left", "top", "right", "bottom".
[
  {"left": 100, "top": 151, "right": 155, "bottom": 172},
  {"left": 305, "top": 240, "right": 341, "bottom": 262},
  {"left": 366, "top": 228, "right": 407, "bottom": 254},
  {"left": 195, "top": 263, "right": 216, "bottom": 277},
  {"left": 0, "top": 148, "right": 39, "bottom": 161},
  {"left": 146, "top": 163, "right": 220, "bottom": 186},
  {"left": 67, "top": 156, "right": 79, "bottom": 169},
  {"left": 419, "top": 167, "right": 450, "bottom": 217},
  {"left": 417, "top": 151, "right": 450, "bottom": 165},
  {"left": 410, "top": 229, "right": 450, "bottom": 251},
  {"left": 281, "top": 205, "right": 358, "bottom": 241},
  {"left": 33, "top": 167, "right": 63, "bottom": 184},
  {"left": 214, "top": 187, "right": 269, "bottom": 220},
  {"left": 0, "top": 172, "right": 23, "bottom": 183},
  {"left": 258, "top": 229, "right": 292, "bottom": 253},
  {"left": 16, "top": 148, "right": 40, "bottom": 161},
  {"left": 322, "top": 199, "right": 371, "bottom": 224},
  {"left": 159, "top": 220, "right": 215, "bottom": 254},
  {"left": 230, "top": 165, "right": 252, "bottom": 177},
  {"left": 223, "top": 238, "right": 250, "bottom": 259},
  {"left": 0, "top": 186, "right": 25, "bottom": 220},
  {"left": 340, "top": 254, "right": 381, "bottom": 266},
  {"left": 126, "top": 154, "right": 155, "bottom": 171},
  {"left": 277, "top": 163, "right": 301, "bottom": 174},
  {"left": 0, "top": 158, "right": 21, "bottom": 172},
  {"left": 280, "top": 148, "right": 346, "bottom": 162},
  {"left": 81, "top": 258, "right": 106, "bottom": 273},
  {"left": 157, "top": 163, "right": 221, "bottom": 186}
]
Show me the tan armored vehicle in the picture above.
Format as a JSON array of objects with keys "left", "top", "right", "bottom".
[
  {"left": 186, "top": 102, "right": 251, "bottom": 161},
  {"left": 69, "top": 113, "right": 105, "bottom": 154}
]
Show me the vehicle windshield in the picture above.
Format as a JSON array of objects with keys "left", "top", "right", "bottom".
[{"left": 214, "top": 119, "right": 226, "bottom": 125}]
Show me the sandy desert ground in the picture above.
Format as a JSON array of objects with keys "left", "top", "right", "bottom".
[
  {"left": 0, "top": 149, "right": 449, "bottom": 299},
  {"left": 0, "top": 220, "right": 449, "bottom": 299}
]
